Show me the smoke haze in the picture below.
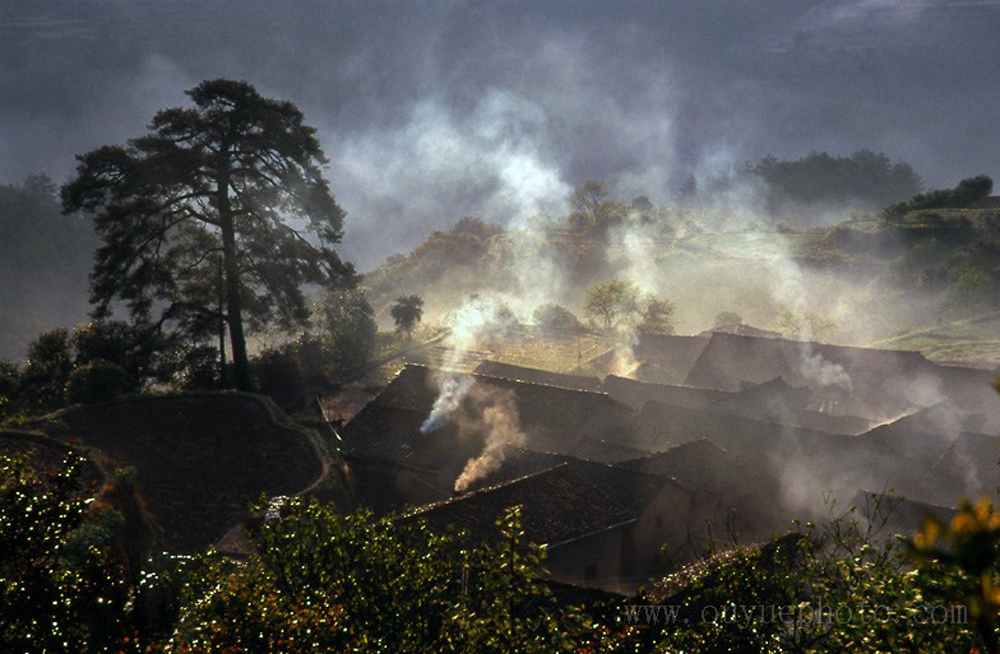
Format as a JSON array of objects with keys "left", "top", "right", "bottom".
[{"left": 2, "top": 0, "right": 999, "bottom": 270}]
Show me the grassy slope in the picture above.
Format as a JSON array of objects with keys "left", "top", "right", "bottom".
[{"left": 870, "top": 311, "right": 1000, "bottom": 365}]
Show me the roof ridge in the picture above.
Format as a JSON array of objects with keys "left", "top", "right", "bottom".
[
  {"left": 704, "top": 330, "right": 931, "bottom": 360},
  {"left": 404, "top": 462, "right": 572, "bottom": 517}
]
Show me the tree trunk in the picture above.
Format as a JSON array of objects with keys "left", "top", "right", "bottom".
[
  {"left": 218, "top": 179, "right": 251, "bottom": 391},
  {"left": 217, "top": 256, "right": 228, "bottom": 388}
]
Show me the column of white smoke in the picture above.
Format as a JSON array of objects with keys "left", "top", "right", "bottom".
[
  {"left": 420, "top": 375, "right": 474, "bottom": 434},
  {"left": 454, "top": 390, "right": 526, "bottom": 492},
  {"left": 419, "top": 296, "right": 520, "bottom": 434}
]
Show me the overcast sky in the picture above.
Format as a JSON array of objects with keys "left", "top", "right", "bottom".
[{"left": 2, "top": 0, "right": 999, "bottom": 267}]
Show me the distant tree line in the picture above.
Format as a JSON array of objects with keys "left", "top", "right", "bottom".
[
  {"left": 882, "top": 174, "right": 993, "bottom": 217},
  {"left": 749, "top": 149, "right": 924, "bottom": 213}
]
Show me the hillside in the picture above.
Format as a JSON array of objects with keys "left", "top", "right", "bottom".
[
  {"left": 871, "top": 311, "right": 1000, "bottom": 365},
  {"left": 362, "top": 203, "right": 1000, "bottom": 362},
  {"left": 52, "top": 392, "right": 325, "bottom": 552}
]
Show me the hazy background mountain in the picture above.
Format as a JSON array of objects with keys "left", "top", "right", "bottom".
[
  {"left": 2, "top": 0, "right": 1000, "bottom": 359},
  {"left": 1, "top": 0, "right": 999, "bottom": 269}
]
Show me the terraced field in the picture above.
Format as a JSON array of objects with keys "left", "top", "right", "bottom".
[{"left": 870, "top": 311, "right": 1000, "bottom": 366}]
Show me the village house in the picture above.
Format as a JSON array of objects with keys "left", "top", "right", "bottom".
[
  {"left": 338, "top": 364, "right": 635, "bottom": 512},
  {"left": 410, "top": 458, "right": 703, "bottom": 593},
  {"left": 684, "top": 331, "right": 999, "bottom": 426}
]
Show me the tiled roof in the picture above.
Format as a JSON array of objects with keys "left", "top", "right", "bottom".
[
  {"left": 621, "top": 400, "right": 929, "bottom": 512},
  {"left": 411, "top": 459, "right": 684, "bottom": 547},
  {"left": 369, "top": 364, "right": 633, "bottom": 447},
  {"left": 569, "top": 437, "right": 652, "bottom": 463},
  {"left": 616, "top": 439, "right": 745, "bottom": 495},
  {"left": 339, "top": 402, "right": 482, "bottom": 470},
  {"left": 684, "top": 332, "right": 937, "bottom": 420},
  {"left": 601, "top": 375, "right": 728, "bottom": 411},
  {"left": 696, "top": 324, "right": 782, "bottom": 339},
  {"left": 462, "top": 446, "right": 573, "bottom": 492},
  {"left": 633, "top": 334, "right": 711, "bottom": 384},
  {"left": 474, "top": 360, "right": 602, "bottom": 392},
  {"left": 928, "top": 432, "right": 1000, "bottom": 501},
  {"left": 853, "top": 489, "right": 958, "bottom": 536}
]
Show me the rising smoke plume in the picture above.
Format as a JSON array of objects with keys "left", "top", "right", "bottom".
[
  {"left": 420, "top": 374, "right": 474, "bottom": 434},
  {"left": 454, "top": 390, "right": 527, "bottom": 492}
]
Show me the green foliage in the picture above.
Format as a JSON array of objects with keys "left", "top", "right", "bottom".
[
  {"left": 19, "top": 327, "right": 74, "bottom": 413},
  {"left": 750, "top": 149, "right": 924, "bottom": 215},
  {"left": 364, "top": 217, "right": 503, "bottom": 310},
  {"left": 884, "top": 174, "right": 994, "bottom": 217},
  {"left": 532, "top": 303, "right": 583, "bottom": 330},
  {"left": 569, "top": 180, "right": 628, "bottom": 235},
  {"left": 9, "top": 320, "right": 177, "bottom": 414},
  {"left": 251, "top": 348, "right": 306, "bottom": 399},
  {"left": 71, "top": 320, "right": 170, "bottom": 389},
  {"left": 941, "top": 263, "right": 995, "bottom": 314},
  {"left": 583, "top": 279, "right": 641, "bottom": 333},
  {"left": 0, "top": 452, "right": 141, "bottom": 652},
  {"left": 653, "top": 505, "right": 975, "bottom": 653},
  {"left": 713, "top": 311, "right": 743, "bottom": 328},
  {"left": 639, "top": 296, "right": 675, "bottom": 336},
  {"left": 391, "top": 294, "right": 425, "bottom": 338},
  {"left": 322, "top": 287, "right": 378, "bottom": 373},
  {"left": 169, "top": 500, "right": 589, "bottom": 653},
  {"left": 583, "top": 279, "right": 676, "bottom": 338},
  {"left": 65, "top": 358, "right": 131, "bottom": 404},
  {"left": 771, "top": 305, "right": 837, "bottom": 341},
  {"left": 909, "top": 496, "right": 1000, "bottom": 653},
  {"left": 62, "top": 79, "right": 356, "bottom": 391}
]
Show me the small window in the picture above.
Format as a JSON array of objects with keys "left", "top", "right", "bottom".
[{"left": 584, "top": 563, "right": 597, "bottom": 581}]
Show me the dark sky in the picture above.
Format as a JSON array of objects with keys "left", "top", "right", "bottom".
[{"left": 2, "top": 0, "right": 999, "bottom": 267}]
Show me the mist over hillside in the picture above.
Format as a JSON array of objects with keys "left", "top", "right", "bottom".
[
  {"left": 1, "top": 0, "right": 999, "bottom": 268},
  {"left": 363, "top": 174, "right": 1000, "bottom": 359}
]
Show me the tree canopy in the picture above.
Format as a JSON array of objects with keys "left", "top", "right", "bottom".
[
  {"left": 62, "top": 79, "right": 356, "bottom": 390},
  {"left": 391, "top": 295, "right": 425, "bottom": 338}
]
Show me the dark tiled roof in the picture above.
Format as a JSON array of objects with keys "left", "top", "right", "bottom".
[
  {"left": 474, "top": 360, "right": 601, "bottom": 392},
  {"left": 684, "top": 332, "right": 936, "bottom": 420},
  {"left": 601, "top": 375, "right": 728, "bottom": 411},
  {"left": 696, "top": 324, "right": 782, "bottom": 339},
  {"left": 463, "top": 446, "right": 573, "bottom": 492},
  {"left": 569, "top": 437, "right": 652, "bottom": 463},
  {"left": 620, "top": 400, "right": 926, "bottom": 511},
  {"left": 411, "top": 459, "right": 683, "bottom": 547},
  {"left": 339, "top": 401, "right": 482, "bottom": 470},
  {"left": 633, "top": 334, "right": 710, "bottom": 384},
  {"left": 853, "top": 489, "right": 958, "bottom": 537},
  {"left": 616, "top": 439, "right": 745, "bottom": 495},
  {"left": 370, "top": 364, "right": 633, "bottom": 447},
  {"left": 928, "top": 432, "right": 1000, "bottom": 502},
  {"left": 602, "top": 374, "right": 868, "bottom": 435},
  {"left": 862, "top": 403, "right": 979, "bottom": 467}
]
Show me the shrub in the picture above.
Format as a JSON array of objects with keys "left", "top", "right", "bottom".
[
  {"left": 251, "top": 348, "right": 306, "bottom": 399},
  {"left": 65, "top": 359, "right": 130, "bottom": 404},
  {"left": 532, "top": 303, "right": 583, "bottom": 330}
]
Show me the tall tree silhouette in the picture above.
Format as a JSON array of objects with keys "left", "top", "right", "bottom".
[
  {"left": 391, "top": 295, "right": 424, "bottom": 339},
  {"left": 63, "top": 79, "right": 355, "bottom": 390}
]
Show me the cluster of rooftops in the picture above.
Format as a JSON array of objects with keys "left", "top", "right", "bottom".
[{"left": 333, "top": 330, "right": 998, "bottom": 592}]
